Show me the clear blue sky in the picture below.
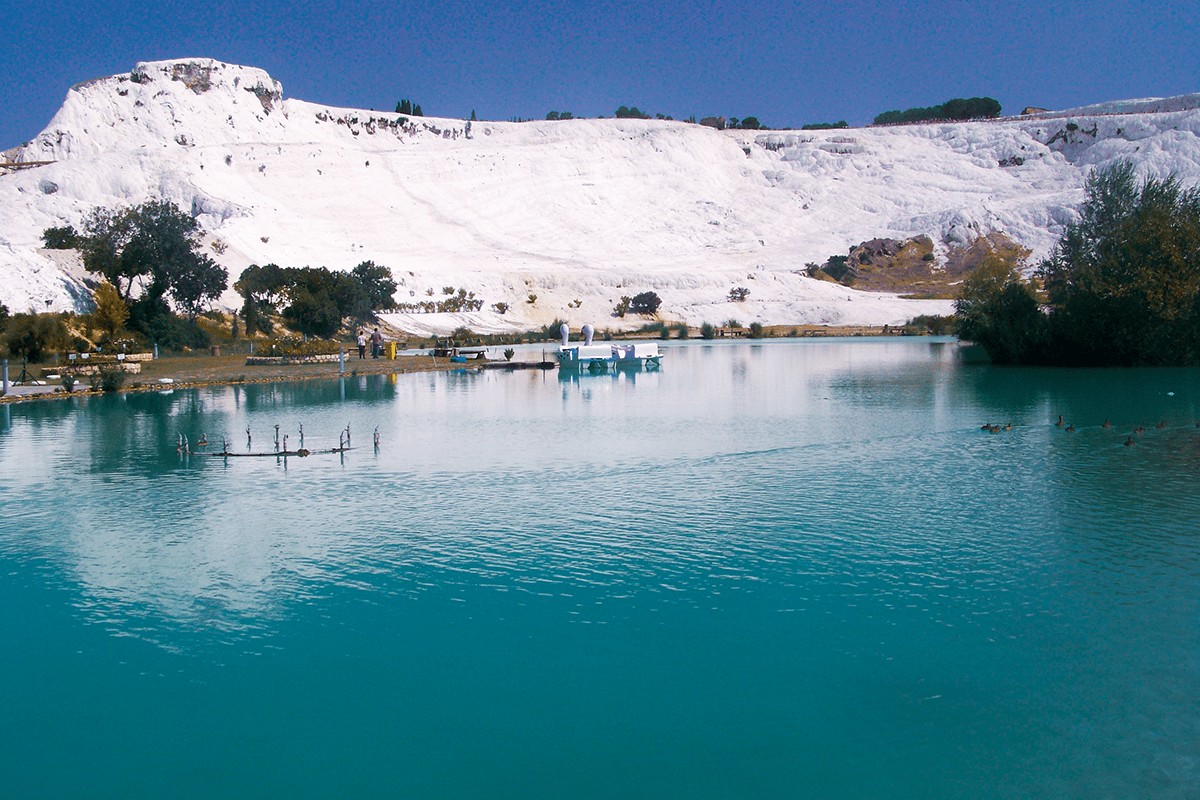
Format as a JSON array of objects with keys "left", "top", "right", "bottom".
[{"left": 2, "top": 0, "right": 1197, "bottom": 148}]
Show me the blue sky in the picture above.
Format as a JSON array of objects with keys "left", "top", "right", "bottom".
[{"left": 2, "top": 0, "right": 1197, "bottom": 148}]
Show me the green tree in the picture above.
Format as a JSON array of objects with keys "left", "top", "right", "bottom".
[
  {"left": 235, "top": 263, "right": 288, "bottom": 336},
  {"left": 396, "top": 99, "right": 412, "bottom": 114},
  {"left": 351, "top": 261, "right": 398, "bottom": 314},
  {"left": 739, "top": 116, "right": 763, "bottom": 130},
  {"left": 3, "top": 313, "right": 68, "bottom": 362},
  {"left": 1039, "top": 161, "right": 1200, "bottom": 365},
  {"left": 955, "top": 253, "right": 1046, "bottom": 364},
  {"left": 91, "top": 281, "right": 129, "bottom": 338},
  {"left": 41, "top": 225, "right": 79, "bottom": 249},
  {"left": 77, "top": 200, "right": 227, "bottom": 316}
]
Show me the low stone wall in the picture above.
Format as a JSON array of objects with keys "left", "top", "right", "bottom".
[
  {"left": 62, "top": 362, "right": 142, "bottom": 375},
  {"left": 245, "top": 354, "right": 341, "bottom": 366}
]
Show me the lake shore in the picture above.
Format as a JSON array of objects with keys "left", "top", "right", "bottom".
[
  {"left": 1, "top": 324, "right": 916, "bottom": 404},
  {"left": 1, "top": 351, "right": 482, "bottom": 404}
]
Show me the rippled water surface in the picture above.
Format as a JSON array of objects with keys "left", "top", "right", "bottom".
[{"left": 2, "top": 339, "right": 1198, "bottom": 798}]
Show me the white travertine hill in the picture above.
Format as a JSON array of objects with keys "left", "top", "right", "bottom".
[{"left": 2, "top": 58, "right": 1198, "bottom": 332}]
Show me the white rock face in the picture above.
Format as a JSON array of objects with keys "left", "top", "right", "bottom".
[{"left": 2, "top": 58, "right": 1198, "bottom": 332}]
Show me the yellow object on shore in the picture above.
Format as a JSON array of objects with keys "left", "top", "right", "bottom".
[{"left": 386, "top": 341, "right": 397, "bottom": 360}]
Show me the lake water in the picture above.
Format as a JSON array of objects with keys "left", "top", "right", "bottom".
[{"left": 1, "top": 338, "right": 1198, "bottom": 799}]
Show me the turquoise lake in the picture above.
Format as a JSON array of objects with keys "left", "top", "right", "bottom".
[{"left": 1, "top": 338, "right": 1198, "bottom": 798}]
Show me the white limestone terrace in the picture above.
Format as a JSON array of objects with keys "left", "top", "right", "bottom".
[{"left": 1, "top": 57, "right": 1198, "bottom": 333}]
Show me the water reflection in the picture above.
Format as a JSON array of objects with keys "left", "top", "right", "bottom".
[{"left": 1, "top": 340, "right": 1198, "bottom": 640}]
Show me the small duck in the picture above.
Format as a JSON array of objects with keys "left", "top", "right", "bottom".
[
  {"left": 1003, "top": 423, "right": 1013, "bottom": 431},
  {"left": 1056, "top": 415, "right": 1065, "bottom": 427},
  {"left": 988, "top": 424, "right": 1002, "bottom": 434},
  {"left": 1155, "top": 421, "right": 1167, "bottom": 430},
  {"left": 1134, "top": 425, "right": 1146, "bottom": 434},
  {"left": 1124, "top": 436, "right": 1136, "bottom": 447},
  {"left": 1065, "top": 424, "right": 1076, "bottom": 432},
  {"left": 197, "top": 433, "right": 208, "bottom": 447},
  {"left": 1102, "top": 419, "right": 1113, "bottom": 429}
]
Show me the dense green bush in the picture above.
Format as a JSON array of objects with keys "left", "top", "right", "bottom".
[
  {"left": 1039, "top": 162, "right": 1200, "bottom": 365},
  {"left": 801, "top": 121, "right": 849, "bottom": 130},
  {"left": 90, "top": 365, "right": 127, "bottom": 393},
  {"left": 629, "top": 291, "right": 662, "bottom": 314},
  {"left": 263, "top": 337, "right": 341, "bottom": 356},
  {"left": 748, "top": 322, "right": 764, "bottom": 338},
  {"left": 700, "top": 322, "right": 716, "bottom": 339},
  {"left": 41, "top": 225, "right": 80, "bottom": 249},
  {"left": 961, "top": 162, "right": 1200, "bottom": 365},
  {"left": 615, "top": 105, "right": 651, "bottom": 119},
  {"left": 3, "top": 313, "right": 69, "bottom": 362},
  {"left": 905, "top": 314, "right": 957, "bottom": 335},
  {"left": 138, "top": 305, "right": 213, "bottom": 351},
  {"left": 954, "top": 254, "right": 1045, "bottom": 364}
]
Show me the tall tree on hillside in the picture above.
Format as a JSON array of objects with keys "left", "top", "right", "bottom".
[
  {"left": 351, "top": 261, "right": 398, "bottom": 315},
  {"left": 77, "top": 200, "right": 227, "bottom": 311}
]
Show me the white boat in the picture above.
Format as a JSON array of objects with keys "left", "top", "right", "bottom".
[{"left": 556, "top": 324, "right": 663, "bottom": 372}]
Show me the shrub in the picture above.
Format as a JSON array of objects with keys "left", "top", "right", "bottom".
[
  {"left": 4, "top": 313, "right": 68, "bottom": 362},
  {"left": 503, "top": 348, "right": 515, "bottom": 361},
  {"left": 674, "top": 323, "right": 689, "bottom": 339},
  {"left": 139, "top": 308, "right": 212, "bottom": 351},
  {"left": 905, "top": 314, "right": 956, "bottom": 335},
  {"left": 492, "top": 302, "right": 510, "bottom": 315},
  {"left": 728, "top": 286, "right": 750, "bottom": 302},
  {"left": 613, "top": 296, "right": 631, "bottom": 318},
  {"left": 41, "top": 225, "right": 80, "bottom": 249},
  {"left": 526, "top": 293, "right": 538, "bottom": 305},
  {"left": 263, "top": 337, "right": 340, "bottom": 356},
  {"left": 724, "top": 319, "right": 743, "bottom": 329},
  {"left": 60, "top": 374, "right": 77, "bottom": 392},
  {"left": 629, "top": 291, "right": 662, "bottom": 314},
  {"left": 748, "top": 322, "right": 764, "bottom": 338},
  {"left": 90, "top": 366, "right": 127, "bottom": 393},
  {"left": 700, "top": 322, "right": 716, "bottom": 339}
]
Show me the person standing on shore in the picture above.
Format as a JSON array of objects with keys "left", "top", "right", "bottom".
[
  {"left": 356, "top": 329, "right": 367, "bottom": 359},
  {"left": 371, "top": 327, "right": 382, "bottom": 358}
]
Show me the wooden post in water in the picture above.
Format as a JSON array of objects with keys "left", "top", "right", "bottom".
[{"left": 1, "top": 359, "right": 7, "bottom": 395}]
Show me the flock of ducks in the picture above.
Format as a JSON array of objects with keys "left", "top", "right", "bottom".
[
  {"left": 175, "top": 423, "right": 381, "bottom": 456},
  {"left": 980, "top": 415, "right": 1195, "bottom": 447}
]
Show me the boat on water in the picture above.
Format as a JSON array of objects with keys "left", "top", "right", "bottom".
[{"left": 556, "top": 324, "right": 663, "bottom": 373}]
